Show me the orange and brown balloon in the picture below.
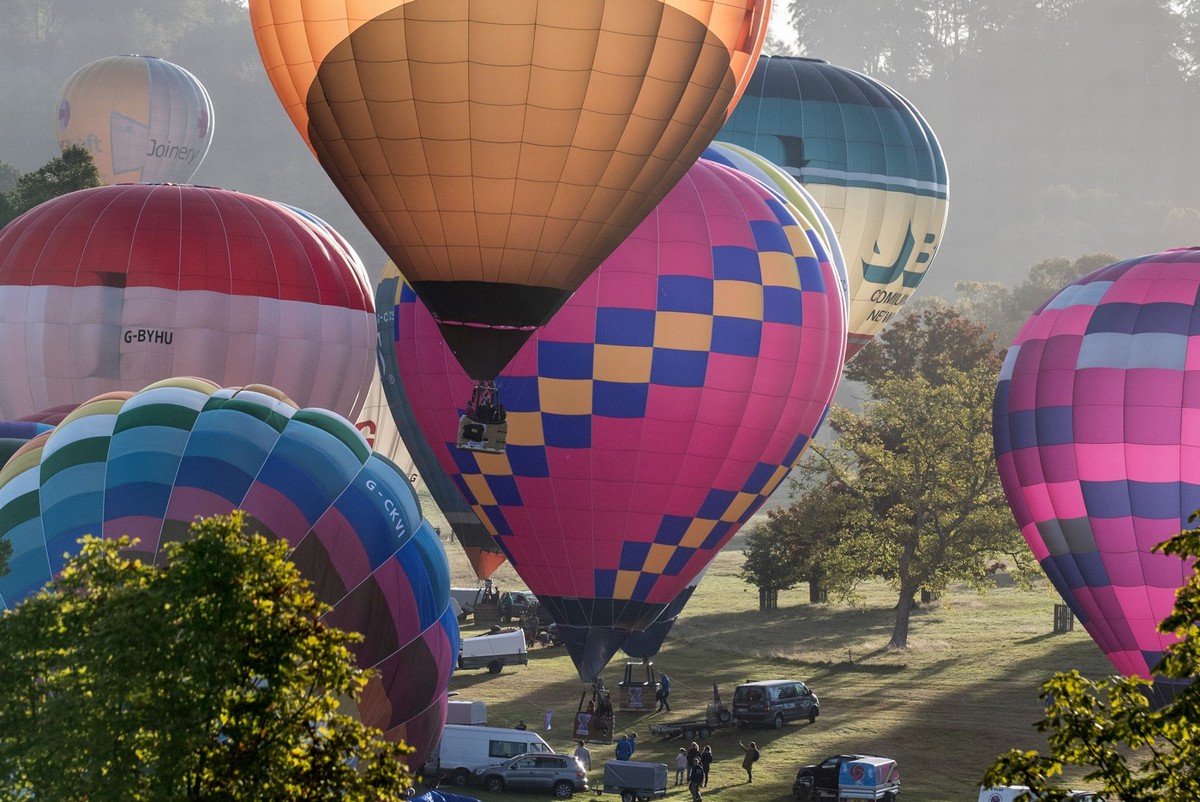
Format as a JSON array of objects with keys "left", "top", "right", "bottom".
[{"left": 248, "top": 0, "right": 769, "bottom": 380}]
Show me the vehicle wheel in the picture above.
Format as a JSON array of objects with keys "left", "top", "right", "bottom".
[
  {"left": 881, "top": 793, "right": 896, "bottom": 802},
  {"left": 773, "top": 713, "right": 785, "bottom": 729},
  {"left": 698, "top": 727, "right": 711, "bottom": 739},
  {"left": 681, "top": 728, "right": 694, "bottom": 741},
  {"left": 451, "top": 769, "right": 471, "bottom": 787},
  {"left": 553, "top": 781, "right": 574, "bottom": 798},
  {"left": 717, "top": 709, "right": 732, "bottom": 724},
  {"left": 621, "top": 791, "right": 635, "bottom": 802},
  {"left": 487, "top": 660, "right": 503, "bottom": 674},
  {"left": 793, "top": 775, "right": 816, "bottom": 802},
  {"left": 808, "top": 707, "right": 819, "bottom": 724}
]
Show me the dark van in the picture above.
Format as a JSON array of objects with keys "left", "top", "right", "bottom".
[{"left": 732, "top": 679, "right": 820, "bottom": 728}]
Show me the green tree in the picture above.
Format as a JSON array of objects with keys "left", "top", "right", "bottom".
[
  {"left": 955, "top": 253, "right": 1117, "bottom": 346},
  {"left": 845, "top": 300, "right": 1004, "bottom": 390},
  {"left": 805, "top": 364, "right": 1030, "bottom": 649},
  {"left": 0, "top": 512, "right": 412, "bottom": 802},
  {"left": 741, "top": 481, "right": 861, "bottom": 606},
  {"left": 739, "top": 515, "right": 808, "bottom": 610},
  {"left": 1, "top": 144, "right": 101, "bottom": 226},
  {"left": 984, "top": 516, "right": 1200, "bottom": 801}
]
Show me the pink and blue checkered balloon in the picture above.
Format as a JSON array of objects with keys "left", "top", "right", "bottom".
[
  {"left": 387, "top": 157, "right": 846, "bottom": 680},
  {"left": 994, "top": 248, "right": 1200, "bottom": 679}
]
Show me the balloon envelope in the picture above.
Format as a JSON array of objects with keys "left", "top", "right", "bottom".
[
  {"left": 376, "top": 262, "right": 508, "bottom": 581},
  {"left": 389, "top": 158, "right": 846, "bottom": 679},
  {"left": 716, "top": 55, "right": 949, "bottom": 360},
  {"left": 0, "top": 183, "right": 375, "bottom": 421},
  {"left": 0, "top": 378, "right": 458, "bottom": 766},
  {"left": 993, "top": 248, "right": 1200, "bottom": 680},
  {"left": 702, "top": 141, "right": 848, "bottom": 308},
  {"left": 55, "top": 54, "right": 214, "bottom": 185},
  {"left": 249, "top": 0, "right": 770, "bottom": 379}
]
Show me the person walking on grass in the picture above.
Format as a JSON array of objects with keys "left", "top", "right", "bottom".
[
  {"left": 700, "top": 745, "right": 713, "bottom": 787},
  {"left": 675, "top": 748, "right": 687, "bottom": 786},
  {"left": 688, "top": 757, "right": 705, "bottom": 801},
  {"left": 738, "top": 740, "right": 760, "bottom": 783}
]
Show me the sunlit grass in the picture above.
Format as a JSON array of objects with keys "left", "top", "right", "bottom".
[{"left": 428, "top": 508, "right": 1113, "bottom": 802}]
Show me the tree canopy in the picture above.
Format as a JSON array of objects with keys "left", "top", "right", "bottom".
[
  {"left": 0, "top": 512, "right": 413, "bottom": 802},
  {"left": 747, "top": 305, "right": 1031, "bottom": 647},
  {"left": 984, "top": 515, "right": 1200, "bottom": 802},
  {"left": 0, "top": 145, "right": 101, "bottom": 226}
]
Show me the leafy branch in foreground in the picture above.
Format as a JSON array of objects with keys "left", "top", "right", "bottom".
[
  {"left": 984, "top": 514, "right": 1200, "bottom": 802},
  {"left": 0, "top": 511, "right": 412, "bottom": 802}
]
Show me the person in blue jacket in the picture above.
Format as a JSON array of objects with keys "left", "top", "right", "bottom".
[
  {"left": 615, "top": 732, "right": 637, "bottom": 761},
  {"left": 656, "top": 673, "right": 672, "bottom": 712}
]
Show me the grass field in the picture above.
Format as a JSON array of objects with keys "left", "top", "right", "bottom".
[{"left": 427, "top": 516, "right": 1113, "bottom": 802}]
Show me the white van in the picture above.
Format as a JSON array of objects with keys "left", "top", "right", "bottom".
[{"left": 428, "top": 724, "right": 554, "bottom": 786}]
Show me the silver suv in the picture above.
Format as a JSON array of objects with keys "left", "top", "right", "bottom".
[{"left": 474, "top": 752, "right": 588, "bottom": 798}]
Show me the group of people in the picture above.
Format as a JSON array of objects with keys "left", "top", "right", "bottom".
[{"left": 672, "top": 740, "right": 759, "bottom": 800}]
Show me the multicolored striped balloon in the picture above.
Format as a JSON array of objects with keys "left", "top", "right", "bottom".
[
  {"left": 0, "top": 378, "right": 457, "bottom": 766},
  {"left": 0, "top": 184, "right": 375, "bottom": 421},
  {"left": 716, "top": 55, "right": 949, "bottom": 360},
  {"left": 385, "top": 157, "right": 846, "bottom": 679},
  {"left": 993, "top": 248, "right": 1200, "bottom": 680}
]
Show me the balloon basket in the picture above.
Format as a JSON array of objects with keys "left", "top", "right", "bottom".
[{"left": 457, "top": 381, "right": 507, "bottom": 454}]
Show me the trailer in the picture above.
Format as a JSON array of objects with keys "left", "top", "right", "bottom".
[
  {"left": 601, "top": 760, "right": 668, "bottom": 802},
  {"left": 458, "top": 627, "right": 528, "bottom": 673},
  {"left": 648, "top": 683, "right": 735, "bottom": 741}
]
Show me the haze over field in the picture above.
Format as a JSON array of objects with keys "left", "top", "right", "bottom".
[{"left": 4, "top": 0, "right": 1196, "bottom": 300}]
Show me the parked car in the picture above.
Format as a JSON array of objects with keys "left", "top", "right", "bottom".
[
  {"left": 474, "top": 752, "right": 588, "bottom": 798},
  {"left": 793, "top": 754, "right": 898, "bottom": 801},
  {"left": 733, "top": 679, "right": 820, "bottom": 728}
]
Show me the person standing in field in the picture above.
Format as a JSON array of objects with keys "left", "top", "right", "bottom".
[
  {"left": 688, "top": 757, "right": 705, "bottom": 801},
  {"left": 675, "top": 748, "right": 687, "bottom": 786},
  {"left": 700, "top": 745, "right": 713, "bottom": 786},
  {"left": 738, "top": 740, "right": 760, "bottom": 783},
  {"left": 574, "top": 741, "right": 591, "bottom": 773}
]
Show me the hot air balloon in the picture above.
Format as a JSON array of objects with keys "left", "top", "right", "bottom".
[
  {"left": 0, "top": 183, "right": 375, "bottom": 421},
  {"left": 377, "top": 262, "right": 508, "bottom": 581},
  {"left": 716, "top": 55, "right": 949, "bottom": 361},
  {"left": 0, "top": 378, "right": 458, "bottom": 766},
  {"left": 702, "top": 141, "right": 847, "bottom": 305},
  {"left": 248, "top": 0, "right": 771, "bottom": 443},
  {"left": 621, "top": 566, "right": 708, "bottom": 661},
  {"left": 55, "top": 54, "right": 214, "bottom": 185},
  {"left": 388, "top": 157, "right": 846, "bottom": 679},
  {"left": 993, "top": 247, "right": 1200, "bottom": 682},
  {"left": 0, "top": 421, "right": 54, "bottom": 467},
  {"left": 356, "top": 361, "right": 419, "bottom": 481}
]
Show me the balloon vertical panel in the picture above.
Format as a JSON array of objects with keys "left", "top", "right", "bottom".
[
  {"left": 0, "top": 378, "right": 456, "bottom": 767},
  {"left": 716, "top": 55, "right": 948, "bottom": 360},
  {"left": 390, "top": 158, "right": 845, "bottom": 679},
  {"left": 993, "top": 248, "right": 1200, "bottom": 680},
  {"left": 248, "top": 0, "right": 770, "bottom": 379}
]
